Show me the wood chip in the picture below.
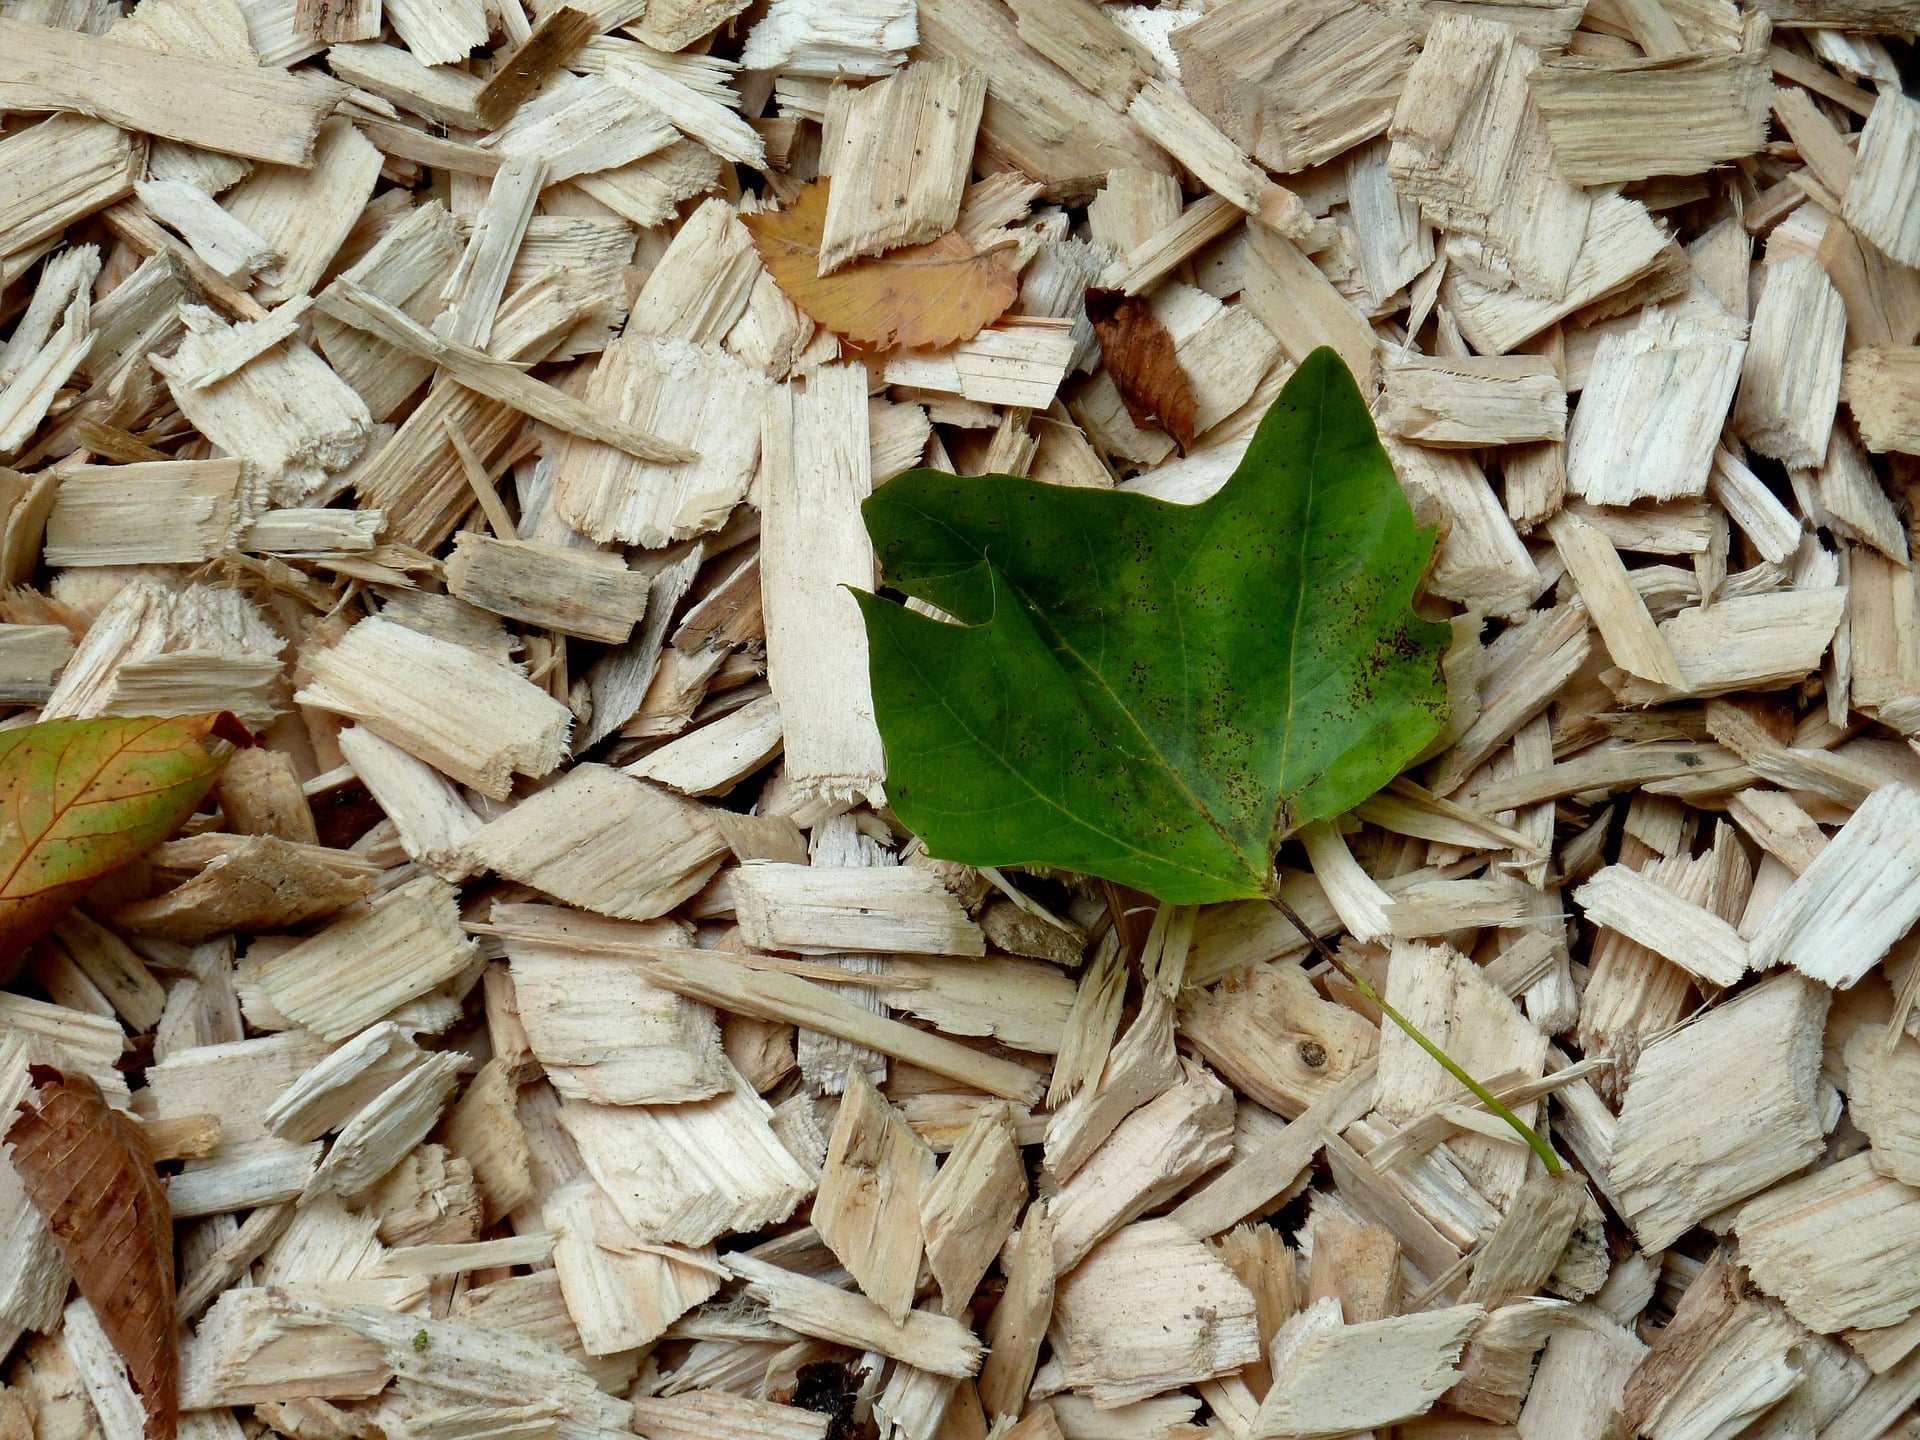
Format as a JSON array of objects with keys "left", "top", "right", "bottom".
[
  {"left": 1174, "top": 0, "right": 1416, "bottom": 174},
  {"left": 726, "top": 1254, "right": 984, "bottom": 1377},
  {"left": 814, "top": 1067, "right": 933, "bottom": 1322},
  {"left": 1529, "top": 25, "right": 1771, "bottom": 184},
  {"left": 1250, "top": 1299, "right": 1484, "bottom": 1439},
  {"left": 1566, "top": 306, "right": 1748, "bottom": 504},
  {"left": 732, "top": 861, "right": 983, "bottom": 957},
  {"left": 1750, "top": 784, "right": 1920, "bottom": 985},
  {"left": 1572, "top": 864, "right": 1749, "bottom": 988},
  {"left": 297, "top": 617, "right": 572, "bottom": 800},
  {"left": 1841, "top": 90, "right": 1920, "bottom": 269},
  {"left": 1735, "top": 1150, "right": 1920, "bottom": 1333},
  {"left": 558, "top": 1067, "right": 813, "bottom": 1246},
  {"left": 818, "top": 60, "right": 985, "bottom": 272},
  {"left": 0, "top": 18, "right": 344, "bottom": 166},
  {"left": 249, "top": 875, "right": 477, "bottom": 1041},
  {"left": 1053, "top": 1219, "right": 1260, "bottom": 1407},
  {"left": 1734, "top": 254, "right": 1848, "bottom": 469},
  {"left": 1610, "top": 972, "right": 1828, "bottom": 1249},
  {"left": 760, "top": 363, "right": 885, "bottom": 805},
  {"left": 1843, "top": 345, "right": 1920, "bottom": 454}
]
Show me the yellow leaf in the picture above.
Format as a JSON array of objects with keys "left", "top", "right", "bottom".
[{"left": 744, "top": 180, "right": 1020, "bottom": 352}]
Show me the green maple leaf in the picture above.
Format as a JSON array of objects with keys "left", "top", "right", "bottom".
[{"left": 853, "top": 347, "right": 1451, "bottom": 905}]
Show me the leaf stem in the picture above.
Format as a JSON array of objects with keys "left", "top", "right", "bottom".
[{"left": 1265, "top": 887, "right": 1563, "bottom": 1176}]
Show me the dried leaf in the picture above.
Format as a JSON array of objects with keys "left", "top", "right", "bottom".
[
  {"left": 1086, "top": 287, "right": 1198, "bottom": 450},
  {"left": 743, "top": 179, "right": 1020, "bottom": 351},
  {"left": 6, "top": 1065, "right": 177, "bottom": 1440},
  {"left": 0, "top": 713, "right": 249, "bottom": 982}
]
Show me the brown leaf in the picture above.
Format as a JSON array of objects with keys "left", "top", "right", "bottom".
[
  {"left": 743, "top": 180, "right": 1020, "bottom": 351},
  {"left": 1085, "top": 287, "right": 1199, "bottom": 451},
  {"left": 0, "top": 713, "right": 249, "bottom": 983},
  {"left": 6, "top": 1066, "right": 177, "bottom": 1440}
]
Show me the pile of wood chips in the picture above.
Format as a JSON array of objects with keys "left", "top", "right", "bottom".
[{"left": 3, "top": 0, "right": 1920, "bottom": 1438}]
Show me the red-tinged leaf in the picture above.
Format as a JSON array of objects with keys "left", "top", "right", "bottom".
[
  {"left": 1085, "top": 287, "right": 1198, "bottom": 450},
  {"left": 743, "top": 180, "right": 1020, "bottom": 351},
  {"left": 0, "top": 713, "right": 250, "bottom": 982},
  {"left": 6, "top": 1065, "right": 177, "bottom": 1440}
]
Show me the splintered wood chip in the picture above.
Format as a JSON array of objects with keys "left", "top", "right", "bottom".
[
  {"left": 6, "top": 1065, "right": 177, "bottom": 1440},
  {"left": 744, "top": 179, "right": 1020, "bottom": 351},
  {"left": 1084, "top": 287, "right": 1198, "bottom": 449}
]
